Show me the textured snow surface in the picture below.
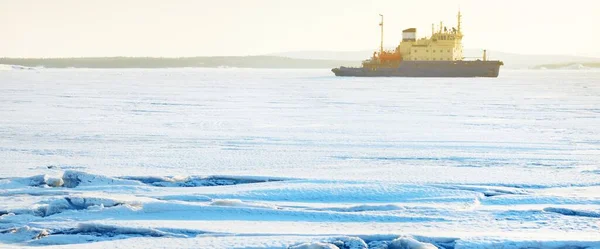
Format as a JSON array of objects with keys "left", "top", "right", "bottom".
[{"left": 1, "top": 69, "right": 600, "bottom": 248}]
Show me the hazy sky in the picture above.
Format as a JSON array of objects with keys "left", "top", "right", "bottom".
[{"left": 1, "top": 0, "right": 599, "bottom": 58}]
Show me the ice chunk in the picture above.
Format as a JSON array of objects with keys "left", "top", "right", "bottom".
[
  {"left": 23, "top": 196, "right": 133, "bottom": 217},
  {"left": 46, "top": 177, "right": 64, "bottom": 187},
  {"left": 331, "top": 236, "right": 368, "bottom": 249},
  {"left": 389, "top": 237, "right": 437, "bottom": 249},
  {"left": 15, "top": 171, "right": 140, "bottom": 188},
  {"left": 313, "top": 204, "right": 403, "bottom": 212},
  {"left": 0, "top": 226, "right": 48, "bottom": 243},
  {"left": 122, "top": 175, "right": 285, "bottom": 187},
  {"left": 289, "top": 242, "right": 340, "bottom": 249},
  {"left": 64, "top": 196, "right": 129, "bottom": 210},
  {"left": 156, "top": 194, "right": 212, "bottom": 202},
  {"left": 60, "top": 223, "right": 187, "bottom": 238},
  {"left": 368, "top": 241, "right": 390, "bottom": 249},
  {"left": 62, "top": 171, "right": 141, "bottom": 188},
  {"left": 210, "top": 199, "right": 277, "bottom": 209},
  {"left": 33, "top": 198, "right": 72, "bottom": 217},
  {"left": 543, "top": 207, "right": 600, "bottom": 218},
  {"left": 0, "top": 64, "right": 36, "bottom": 70}
]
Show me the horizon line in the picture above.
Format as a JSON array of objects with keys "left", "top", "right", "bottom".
[{"left": 1, "top": 49, "right": 599, "bottom": 60}]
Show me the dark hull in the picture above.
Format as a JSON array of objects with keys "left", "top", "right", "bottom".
[{"left": 332, "top": 60, "right": 503, "bottom": 77}]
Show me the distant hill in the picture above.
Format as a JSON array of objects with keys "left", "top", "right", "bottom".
[
  {"left": 266, "top": 51, "right": 372, "bottom": 62},
  {"left": 463, "top": 50, "right": 600, "bottom": 69},
  {"left": 269, "top": 49, "right": 600, "bottom": 69},
  {"left": 3, "top": 52, "right": 598, "bottom": 70},
  {"left": 0, "top": 56, "right": 358, "bottom": 69},
  {"left": 532, "top": 62, "right": 600, "bottom": 70}
]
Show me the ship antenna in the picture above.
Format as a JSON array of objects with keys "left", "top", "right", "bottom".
[
  {"left": 379, "top": 14, "right": 384, "bottom": 55},
  {"left": 457, "top": 10, "right": 462, "bottom": 33}
]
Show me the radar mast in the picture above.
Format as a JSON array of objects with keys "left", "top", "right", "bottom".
[
  {"left": 379, "top": 14, "right": 384, "bottom": 55},
  {"left": 457, "top": 10, "right": 462, "bottom": 33}
]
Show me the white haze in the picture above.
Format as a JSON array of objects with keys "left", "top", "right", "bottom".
[{"left": 0, "top": 0, "right": 599, "bottom": 57}]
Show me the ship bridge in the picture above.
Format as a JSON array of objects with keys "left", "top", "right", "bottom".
[{"left": 397, "top": 11, "right": 464, "bottom": 61}]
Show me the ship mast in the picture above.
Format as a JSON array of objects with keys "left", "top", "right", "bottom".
[
  {"left": 457, "top": 10, "right": 462, "bottom": 33},
  {"left": 379, "top": 14, "right": 383, "bottom": 55}
]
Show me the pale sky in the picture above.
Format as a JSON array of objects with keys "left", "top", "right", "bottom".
[{"left": 1, "top": 0, "right": 599, "bottom": 58}]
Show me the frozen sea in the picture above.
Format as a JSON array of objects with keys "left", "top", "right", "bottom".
[{"left": 0, "top": 68, "right": 599, "bottom": 249}]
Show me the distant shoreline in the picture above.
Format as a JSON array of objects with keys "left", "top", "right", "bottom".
[
  {"left": 1, "top": 56, "right": 599, "bottom": 70},
  {"left": 532, "top": 62, "right": 600, "bottom": 70},
  {"left": 0, "top": 56, "right": 359, "bottom": 69}
]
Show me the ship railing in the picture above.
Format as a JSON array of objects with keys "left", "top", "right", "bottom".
[{"left": 463, "top": 57, "right": 493, "bottom": 61}]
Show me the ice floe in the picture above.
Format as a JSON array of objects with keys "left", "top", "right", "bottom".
[{"left": 2, "top": 69, "right": 600, "bottom": 248}]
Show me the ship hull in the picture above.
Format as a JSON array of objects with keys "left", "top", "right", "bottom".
[{"left": 332, "top": 60, "right": 503, "bottom": 77}]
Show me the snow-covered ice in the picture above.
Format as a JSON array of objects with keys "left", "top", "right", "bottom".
[{"left": 0, "top": 68, "right": 599, "bottom": 248}]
